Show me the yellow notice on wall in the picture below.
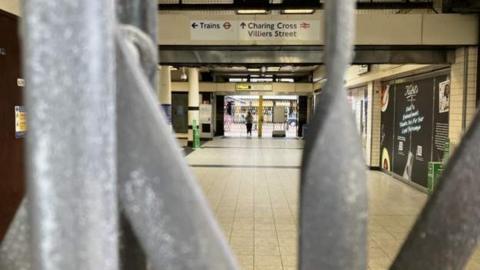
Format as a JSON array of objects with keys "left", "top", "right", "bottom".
[
  {"left": 235, "top": 83, "right": 273, "bottom": 91},
  {"left": 15, "top": 106, "right": 27, "bottom": 138}
]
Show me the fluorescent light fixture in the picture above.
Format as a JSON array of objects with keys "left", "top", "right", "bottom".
[
  {"left": 229, "top": 78, "right": 248, "bottom": 83},
  {"left": 237, "top": 9, "right": 269, "bottom": 15},
  {"left": 282, "top": 9, "right": 315, "bottom": 14},
  {"left": 267, "top": 67, "right": 280, "bottom": 72},
  {"left": 247, "top": 68, "right": 261, "bottom": 72},
  {"left": 251, "top": 78, "right": 273, "bottom": 83}
]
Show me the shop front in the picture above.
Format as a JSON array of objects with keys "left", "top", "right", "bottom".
[{"left": 380, "top": 71, "right": 450, "bottom": 188}]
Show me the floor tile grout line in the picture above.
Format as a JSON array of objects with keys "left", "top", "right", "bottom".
[
  {"left": 264, "top": 169, "right": 286, "bottom": 270},
  {"left": 213, "top": 169, "right": 235, "bottom": 216},
  {"left": 278, "top": 170, "right": 298, "bottom": 227},
  {"left": 228, "top": 171, "right": 243, "bottom": 244}
]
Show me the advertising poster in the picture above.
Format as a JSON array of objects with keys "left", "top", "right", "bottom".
[
  {"left": 433, "top": 76, "right": 450, "bottom": 162},
  {"left": 392, "top": 78, "right": 434, "bottom": 187},
  {"left": 380, "top": 72, "right": 450, "bottom": 188},
  {"left": 380, "top": 84, "right": 394, "bottom": 172}
]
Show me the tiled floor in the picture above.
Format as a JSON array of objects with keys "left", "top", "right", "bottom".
[{"left": 186, "top": 137, "right": 480, "bottom": 270}]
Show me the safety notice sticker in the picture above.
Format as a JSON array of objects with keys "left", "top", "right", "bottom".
[{"left": 15, "top": 106, "right": 27, "bottom": 138}]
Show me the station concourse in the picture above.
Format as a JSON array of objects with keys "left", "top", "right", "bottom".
[{"left": 1, "top": 1, "right": 480, "bottom": 270}]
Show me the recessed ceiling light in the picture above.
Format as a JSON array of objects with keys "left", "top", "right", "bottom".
[
  {"left": 237, "top": 9, "right": 269, "bottom": 15},
  {"left": 282, "top": 9, "right": 315, "bottom": 14}
]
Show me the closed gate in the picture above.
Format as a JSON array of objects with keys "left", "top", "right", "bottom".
[{"left": 1, "top": 0, "right": 480, "bottom": 270}]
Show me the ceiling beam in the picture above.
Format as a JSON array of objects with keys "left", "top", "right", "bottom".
[
  {"left": 443, "top": 0, "right": 480, "bottom": 13},
  {"left": 158, "top": 2, "right": 433, "bottom": 11},
  {"left": 158, "top": 45, "right": 452, "bottom": 66}
]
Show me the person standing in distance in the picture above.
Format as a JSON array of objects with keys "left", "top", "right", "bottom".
[{"left": 246, "top": 111, "right": 253, "bottom": 136}]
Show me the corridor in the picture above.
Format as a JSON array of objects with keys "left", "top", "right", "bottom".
[{"left": 186, "top": 138, "right": 480, "bottom": 270}]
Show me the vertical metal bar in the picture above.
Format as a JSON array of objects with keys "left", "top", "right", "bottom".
[
  {"left": 300, "top": 0, "right": 367, "bottom": 269},
  {"left": 0, "top": 200, "right": 31, "bottom": 270},
  {"left": 23, "top": 0, "right": 119, "bottom": 269}
]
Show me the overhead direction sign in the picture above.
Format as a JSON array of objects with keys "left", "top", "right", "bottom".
[
  {"left": 190, "top": 20, "right": 320, "bottom": 41},
  {"left": 190, "top": 20, "right": 237, "bottom": 40}
]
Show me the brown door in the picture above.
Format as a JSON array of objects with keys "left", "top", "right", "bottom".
[{"left": 0, "top": 10, "right": 24, "bottom": 241}]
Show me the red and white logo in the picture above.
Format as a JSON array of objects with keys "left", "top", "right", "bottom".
[{"left": 300, "top": 22, "right": 311, "bottom": 29}]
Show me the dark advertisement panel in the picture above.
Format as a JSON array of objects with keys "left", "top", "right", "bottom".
[
  {"left": 392, "top": 78, "right": 434, "bottom": 187},
  {"left": 380, "top": 71, "right": 450, "bottom": 187}
]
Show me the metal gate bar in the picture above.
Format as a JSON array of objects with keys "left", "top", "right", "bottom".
[
  {"left": 21, "top": 0, "right": 119, "bottom": 270},
  {"left": 116, "top": 1, "right": 158, "bottom": 269},
  {"left": 390, "top": 112, "right": 480, "bottom": 269},
  {"left": 116, "top": 0, "right": 158, "bottom": 90},
  {"left": 115, "top": 31, "right": 239, "bottom": 269},
  {"left": 300, "top": 0, "right": 368, "bottom": 269},
  {"left": 1, "top": 0, "right": 480, "bottom": 270},
  {"left": 0, "top": 200, "right": 30, "bottom": 270}
]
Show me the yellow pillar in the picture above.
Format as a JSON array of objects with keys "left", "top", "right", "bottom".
[{"left": 258, "top": 95, "right": 263, "bottom": 138}]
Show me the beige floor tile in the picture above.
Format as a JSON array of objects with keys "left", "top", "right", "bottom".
[
  {"left": 254, "top": 255, "right": 283, "bottom": 268},
  {"left": 187, "top": 138, "right": 480, "bottom": 270},
  {"left": 237, "top": 255, "right": 254, "bottom": 270}
]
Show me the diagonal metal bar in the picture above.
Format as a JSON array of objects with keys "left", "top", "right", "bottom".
[
  {"left": 0, "top": 200, "right": 31, "bottom": 270},
  {"left": 116, "top": 0, "right": 158, "bottom": 89},
  {"left": 115, "top": 31, "right": 239, "bottom": 270},
  {"left": 390, "top": 111, "right": 480, "bottom": 270},
  {"left": 115, "top": 2, "right": 158, "bottom": 269},
  {"left": 21, "top": 0, "right": 119, "bottom": 269},
  {"left": 300, "top": 0, "right": 368, "bottom": 269}
]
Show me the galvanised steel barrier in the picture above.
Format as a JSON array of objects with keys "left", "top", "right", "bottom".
[{"left": 0, "top": 0, "right": 479, "bottom": 270}]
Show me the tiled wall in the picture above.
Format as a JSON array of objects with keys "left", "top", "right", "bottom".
[
  {"left": 369, "top": 81, "right": 382, "bottom": 168},
  {"left": 449, "top": 47, "right": 478, "bottom": 147}
]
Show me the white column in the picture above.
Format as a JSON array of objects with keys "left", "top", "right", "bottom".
[
  {"left": 188, "top": 68, "right": 200, "bottom": 146},
  {"left": 158, "top": 66, "right": 172, "bottom": 125}
]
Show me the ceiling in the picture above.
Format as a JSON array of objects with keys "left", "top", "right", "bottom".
[
  {"left": 157, "top": 0, "right": 480, "bottom": 13},
  {"left": 158, "top": 0, "right": 435, "bottom": 11},
  {"left": 170, "top": 65, "right": 319, "bottom": 82}
]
